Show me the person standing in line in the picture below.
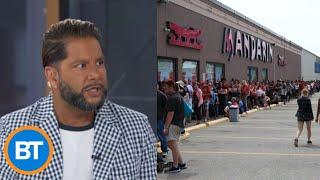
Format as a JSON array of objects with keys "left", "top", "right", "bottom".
[
  {"left": 294, "top": 89, "right": 314, "bottom": 147},
  {"left": 157, "top": 82, "right": 168, "bottom": 157},
  {"left": 256, "top": 86, "right": 265, "bottom": 107},
  {"left": 240, "top": 80, "right": 250, "bottom": 114},
  {"left": 193, "top": 82, "right": 204, "bottom": 124},
  {"left": 162, "top": 80, "right": 187, "bottom": 173},
  {"left": 218, "top": 78, "right": 228, "bottom": 115},
  {"left": 209, "top": 84, "right": 218, "bottom": 119},
  {"left": 201, "top": 81, "right": 211, "bottom": 121},
  {"left": 280, "top": 82, "right": 288, "bottom": 105},
  {"left": 185, "top": 80, "right": 194, "bottom": 123}
]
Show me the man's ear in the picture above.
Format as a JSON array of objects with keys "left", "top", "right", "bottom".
[{"left": 44, "top": 66, "right": 59, "bottom": 89}]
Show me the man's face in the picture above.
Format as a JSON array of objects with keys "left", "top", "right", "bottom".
[
  {"left": 57, "top": 37, "right": 107, "bottom": 111},
  {"left": 162, "top": 84, "right": 170, "bottom": 94},
  {"left": 162, "top": 84, "right": 175, "bottom": 95}
]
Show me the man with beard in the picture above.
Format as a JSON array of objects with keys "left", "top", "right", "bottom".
[{"left": 0, "top": 19, "right": 156, "bottom": 179}]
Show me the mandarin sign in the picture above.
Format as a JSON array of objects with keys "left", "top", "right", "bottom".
[
  {"left": 166, "top": 21, "right": 203, "bottom": 50},
  {"left": 222, "top": 27, "right": 273, "bottom": 63}
]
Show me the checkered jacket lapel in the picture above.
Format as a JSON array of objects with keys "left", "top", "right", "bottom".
[
  {"left": 32, "top": 98, "right": 64, "bottom": 180},
  {"left": 92, "top": 103, "right": 123, "bottom": 179}
]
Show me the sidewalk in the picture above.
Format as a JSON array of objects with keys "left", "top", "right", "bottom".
[{"left": 183, "top": 103, "right": 281, "bottom": 134}]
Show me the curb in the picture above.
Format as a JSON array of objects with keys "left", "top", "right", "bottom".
[
  {"left": 183, "top": 117, "right": 229, "bottom": 133},
  {"left": 205, "top": 117, "right": 229, "bottom": 127},
  {"left": 245, "top": 103, "right": 282, "bottom": 115},
  {"left": 185, "top": 123, "right": 208, "bottom": 132},
  {"left": 246, "top": 109, "right": 258, "bottom": 114},
  {"left": 185, "top": 102, "right": 285, "bottom": 133}
]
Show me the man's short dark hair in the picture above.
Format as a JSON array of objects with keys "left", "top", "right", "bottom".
[
  {"left": 162, "top": 80, "right": 175, "bottom": 88},
  {"left": 42, "top": 19, "right": 101, "bottom": 68}
]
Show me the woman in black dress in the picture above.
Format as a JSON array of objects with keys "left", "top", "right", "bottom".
[{"left": 294, "top": 89, "right": 314, "bottom": 147}]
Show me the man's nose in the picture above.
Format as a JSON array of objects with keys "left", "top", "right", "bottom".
[{"left": 87, "top": 66, "right": 100, "bottom": 80}]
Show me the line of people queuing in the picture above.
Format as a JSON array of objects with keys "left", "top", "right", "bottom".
[
  {"left": 157, "top": 78, "right": 320, "bottom": 173},
  {"left": 178, "top": 78, "right": 320, "bottom": 125}
]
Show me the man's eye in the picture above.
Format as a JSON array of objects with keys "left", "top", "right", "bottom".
[
  {"left": 76, "top": 63, "right": 86, "bottom": 69},
  {"left": 97, "top": 60, "right": 104, "bottom": 66}
]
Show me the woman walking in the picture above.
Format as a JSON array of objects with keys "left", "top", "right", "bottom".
[{"left": 294, "top": 89, "right": 314, "bottom": 147}]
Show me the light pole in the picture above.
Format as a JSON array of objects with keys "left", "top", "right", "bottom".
[
  {"left": 283, "top": 38, "right": 285, "bottom": 81},
  {"left": 273, "top": 60, "right": 275, "bottom": 82},
  {"left": 270, "top": 43, "right": 276, "bottom": 82}
]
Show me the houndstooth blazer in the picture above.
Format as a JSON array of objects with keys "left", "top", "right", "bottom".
[{"left": 0, "top": 95, "right": 157, "bottom": 180}]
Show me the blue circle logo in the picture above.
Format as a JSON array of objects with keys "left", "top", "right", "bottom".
[{"left": 3, "top": 126, "right": 54, "bottom": 175}]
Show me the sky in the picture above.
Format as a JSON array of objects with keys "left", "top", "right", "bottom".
[{"left": 217, "top": 0, "right": 320, "bottom": 57}]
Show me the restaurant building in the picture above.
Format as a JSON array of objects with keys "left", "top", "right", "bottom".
[{"left": 157, "top": 0, "right": 302, "bottom": 83}]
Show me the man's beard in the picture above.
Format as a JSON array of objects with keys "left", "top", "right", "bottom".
[{"left": 59, "top": 79, "right": 108, "bottom": 111}]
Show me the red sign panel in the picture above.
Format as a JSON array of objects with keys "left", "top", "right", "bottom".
[{"left": 166, "top": 21, "right": 203, "bottom": 50}]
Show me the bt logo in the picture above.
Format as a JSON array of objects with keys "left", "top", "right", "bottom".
[
  {"left": 15, "top": 141, "right": 44, "bottom": 160},
  {"left": 3, "top": 126, "right": 54, "bottom": 175}
]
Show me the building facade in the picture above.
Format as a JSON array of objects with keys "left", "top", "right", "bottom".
[
  {"left": 157, "top": 0, "right": 302, "bottom": 83},
  {"left": 301, "top": 49, "right": 320, "bottom": 81}
]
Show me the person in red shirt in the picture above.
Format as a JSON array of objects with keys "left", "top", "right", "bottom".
[
  {"left": 249, "top": 83, "right": 257, "bottom": 109},
  {"left": 241, "top": 80, "right": 250, "bottom": 113},
  {"left": 201, "top": 81, "right": 212, "bottom": 121},
  {"left": 218, "top": 78, "right": 229, "bottom": 115}
]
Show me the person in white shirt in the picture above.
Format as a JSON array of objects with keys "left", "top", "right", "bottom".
[{"left": 256, "top": 87, "right": 265, "bottom": 107}]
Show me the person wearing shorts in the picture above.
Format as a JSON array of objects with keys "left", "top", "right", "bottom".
[
  {"left": 162, "top": 80, "right": 187, "bottom": 173},
  {"left": 294, "top": 89, "right": 314, "bottom": 147}
]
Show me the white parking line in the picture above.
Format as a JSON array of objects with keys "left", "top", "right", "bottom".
[
  {"left": 182, "top": 151, "right": 320, "bottom": 157},
  {"left": 193, "top": 136, "right": 304, "bottom": 141}
]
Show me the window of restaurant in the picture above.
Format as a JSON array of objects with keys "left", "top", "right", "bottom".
[
  {"left": 206, "top": 62, "right": 225, "bottom": 83},
  {"left": 247, "top": 66, "right": 258, "bottom": 82},
  {"left": 182, "top": 60, "right": 199, "bottom": 82},
  {"left": 214, "top": 63, "right": 224, "bottom": 82},
  {"left": 261, "top": 68, "right": 268, "bottom": 81},
  {"left": 157, "top": 57, "right": 176, "bottom": 81},
  {"left": 206, "top": 62, "right": 214, "bottom": 82}
]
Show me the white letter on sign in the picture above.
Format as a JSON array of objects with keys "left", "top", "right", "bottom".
[
  {"left": 16, "top": 141, "right": 44, "bottom": 160},
  {"left": 16, "top": 141, "right": 31, "bottom": 160}
]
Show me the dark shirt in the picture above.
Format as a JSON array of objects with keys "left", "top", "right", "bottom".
[
  {"left": 166, "top": 92, "right": 184, "bottom": 128},
  {"left": 296, "top": 96, "right": 314, "bottom": 121},
  {"left": 157, "top": 90, "right": 167, "bottom": 120}
]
